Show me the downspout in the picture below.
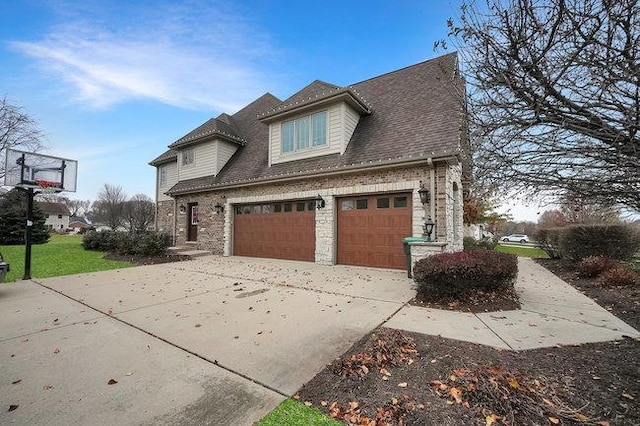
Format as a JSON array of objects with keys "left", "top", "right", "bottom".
[
  {"left": 427, "top": 158, "right": 436, "bottom": 238},
  {"left": 172, "top": 198, "right": 178, "bottom": 246}
]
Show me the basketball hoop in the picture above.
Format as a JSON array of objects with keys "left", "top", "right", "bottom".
[{"left": 35, "top": 179, "right": 63, "bottom": 194}]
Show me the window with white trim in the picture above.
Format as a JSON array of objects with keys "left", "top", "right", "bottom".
[
  {"left": 182, "top": 148, "right": 195, "bottom": 166},
  {"left": 159, "top": 166, "right": 167, "bottom": 186},
  {"left": 282, "top": 111, "right": 327, "bottom": 154}
]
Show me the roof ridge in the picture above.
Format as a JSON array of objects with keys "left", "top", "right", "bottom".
[{"left": 349, "top": 52, "right": 458, "bottom": 87}]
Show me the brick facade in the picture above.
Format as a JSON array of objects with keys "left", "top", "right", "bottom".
[{"left": 157, "top": 161, "right": 464, "bottom": 266}]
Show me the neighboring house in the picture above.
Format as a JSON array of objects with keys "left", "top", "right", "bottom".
[
  {"left": 464, "top": 224, "right": 494, "bottom": 241},
  {"left": 68, "top": 217, "right": 91, "bottom": 233},
  {"left": 36, "top": 202, "right": 71, "bottom": 232},
  {"left": 150, "top": 53, "right": 469, "bottom": 270}
]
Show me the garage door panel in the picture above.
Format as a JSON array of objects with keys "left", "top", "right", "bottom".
[
  {"left": 234, "top": 202, "right": 315, "bottom": 262},
  {"left": 337, "top": 193, "right": 412, "bottom": 270}
]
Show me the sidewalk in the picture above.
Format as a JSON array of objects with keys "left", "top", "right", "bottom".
[{"left": 386, "top": 257, "right": 640, "bottom": 350}]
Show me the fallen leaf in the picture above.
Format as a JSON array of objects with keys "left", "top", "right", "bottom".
[
  {"left": 53, "top": 348, "right": 60, "bottom": 354},
  {"left": 194, "top": 324, "right": 201, "bottom": 328},
  {"left": 107, "top": 379, "right": 118, "bottom": 385},
  {"left": 449, "top": 374, "right": 457, "bottom": 382},
  {"left": 549, "top": 417, "right": 560, "bottom": 424},
  {"left": 125, "top": 372, "right": 133, "bottom": 376},
  {"left": 8, "top": 405, "right": 18, "bottom": 412},
  {"left": 392, "top": 398, "right": 398, "bottom": 405},
  {"left": 320, "top": 400, "right": 327, "bottom": 406},
  {"left": 11, "top": 380, "right": 21, "bottom": 385},
  {"left": 293, "top": 394, "right": 300, "bottom": 400},
  {"left": 42, "top": 384, "right": 54, "bottom": 390},
  {"left": 509, "top": 379, "right": 519, "bottom": 388},
  {"left": 349, "top": 401, "right": 359, "bottom": 410},
  {"left": 486, "top": 413, "right": 499, "bottom": 425},
  {"left": 449, "top": 387, "right": 463, "bottom": 403},
  {"left": 398, "top": 382, "right": 408, "bottom": 388},
  {"left": 304, "top": 401, "right": 312, "bottom": 407},
  {"left": 622, "top": 393, "right": 635, "bottom": 400},
  {"left": 361, "top": 365, "right": 369, "bottom": 374}
]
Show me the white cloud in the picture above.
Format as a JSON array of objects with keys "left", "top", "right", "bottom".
[{"left": 9, "top": 1, "right": 279, "bottom": 112}]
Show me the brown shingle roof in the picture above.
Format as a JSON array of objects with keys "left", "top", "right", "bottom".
[
  {"left": 168, "top": 115, "right": 244, "bottom": 148},
  {"left": 149, "top": 150, "right": 177, "bottom": 166},
  {"left": 160, "top": 53, "right": 465, "bottom": 195},
  {"left": 36, "top": 202, "right": 70, "bottom": 216}
]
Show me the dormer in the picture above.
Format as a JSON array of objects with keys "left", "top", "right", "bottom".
[
  {"left": 168, "top": 114, "right": 244, "bottom": 182},
  {"left": 259, "top": 81, "right": 371, "bottom": 166}
]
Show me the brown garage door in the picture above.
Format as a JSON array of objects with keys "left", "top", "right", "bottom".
[
  {"left": 234, "top": 201, "right": 316, "bottom": 261},
  {"left": 337, "top": 193, "right": 412, "bottom": 269}
]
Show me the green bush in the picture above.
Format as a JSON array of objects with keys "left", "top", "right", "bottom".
[
  {"left": 83, "top": 230, "right": 171, "bottom": 256},
  {"left": 576, "top": 256, "right": 619, "bottom": 278},
  {"left": 463, "top": 237, "right": 497, "bottom": 251},
  {"left": 82, "top": 230, "right": 117, "bottom": 251},
  {"left": 413, "top": 250, "right": 518, "bottom": 299},
  {"left": 535, "top": 228, "right": 563, "bottom": 259},
  {"left": 559, "top": 224, "right": 639, "bottom": 261},
  {"left": 596, "top": 266, "right": 638, "bottom": 287}
]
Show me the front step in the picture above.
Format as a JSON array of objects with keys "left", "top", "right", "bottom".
[{"left": 168, "top": 246, "right": 213, "bottom": 258}]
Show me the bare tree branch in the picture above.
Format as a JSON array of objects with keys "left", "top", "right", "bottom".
[
  {"left": 0, "top": 97, "right": 45, "bottom": 180},
  {"left": 443, "top": 0, "right": 640, "bottom": 211}
]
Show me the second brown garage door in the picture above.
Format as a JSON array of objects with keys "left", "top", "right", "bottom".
[
  {"left": 234, "top": 201, "right": 316, "bottom": 261},
  {"left": 337, "top": 193, "right": 412, "bottom": 269}
]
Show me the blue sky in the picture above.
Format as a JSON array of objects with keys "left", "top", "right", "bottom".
[{"left": 0, "top": 0, "right": 541, "bottom": 221}]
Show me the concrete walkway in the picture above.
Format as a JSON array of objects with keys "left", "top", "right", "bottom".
[
  {"left": 1, "top": 256, "right": 638, "bottom": 425},
  {"left": 387, "top": 257, "right": 640, "bottom": 350}
]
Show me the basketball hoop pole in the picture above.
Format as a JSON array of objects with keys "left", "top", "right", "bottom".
[{"left": 24, "top": 187, "right": 34, "bottom": 280}]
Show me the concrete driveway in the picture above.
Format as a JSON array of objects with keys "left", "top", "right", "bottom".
[{"left": 0, "top": 256, "right": 414, "bottom": 425}]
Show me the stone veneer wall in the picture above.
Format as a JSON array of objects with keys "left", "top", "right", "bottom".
[
  {"left": 166, "top": 161, "right": 463, "bottom": 263},
  {"left": 156, "top": 200, "right": 175, "bottom": 242}
]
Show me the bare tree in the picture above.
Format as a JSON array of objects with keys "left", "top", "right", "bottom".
[
  {"left": 64, "top": 198, "right": 92, "bottom": 218},
  {"left": 90, "top": 184, "right": 127, "bottom": 230},
  {"left": 440, "top": 0, "right": 640, "bottom": 211},
  {"left": 123, "top": 194, "right": 155, "bottom": 232},
  {"left": 1, "top": 97, "right": 45, "bottom": 180}
]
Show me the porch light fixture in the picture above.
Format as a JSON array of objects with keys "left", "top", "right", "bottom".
[
  {"left": 424, "top": 216, "right": 435, "bottom": 241},
  {"left": 214, "top": 202, "right": 225, "bottom": 214},
  {"left": 179, "top": 204, "right": 186, "bottom": 214},
  {"left": 418, "top": 186, "right": 430, "bottom": 205},
  {"left": 315, "top": 195, "right": 326, "bottom": 210}
]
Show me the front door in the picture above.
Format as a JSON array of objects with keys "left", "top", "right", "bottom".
[{"left": 187, "top": 203, "right": 198, "bottom": 241}]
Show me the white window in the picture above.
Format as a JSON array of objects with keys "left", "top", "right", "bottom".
[
  {"left": 182, "top": 148, "right": 195, "bottom": 166},
  {"left": 282, "top": 111, "right": 327, "bottom": 154},
  {"left": 159, "top": 166, "right": 167, "bottom": 186}
]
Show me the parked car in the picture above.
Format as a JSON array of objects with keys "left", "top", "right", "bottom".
[{"left": 501, "top": 234, "right": 530, "bottom": 243}]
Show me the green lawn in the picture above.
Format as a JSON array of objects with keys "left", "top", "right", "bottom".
[
  {"left": 495, "top": 243, "right": 549, "bottom": 258},
  {"left": 0, "top": 234, "right": 134, "bottom": 282},
  {"left": 258, "top": 399, "right": 342, "bottom": 426}
]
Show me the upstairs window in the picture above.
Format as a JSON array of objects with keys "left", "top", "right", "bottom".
[
  {"left": 282, "top": 111, "right": 327, "bottom": 154},
  {"left": 182, "top": 148, "right": 195, "bottom": 166},
  {"left": 159, "top": 166, "right": 167, "bottom": 186}
]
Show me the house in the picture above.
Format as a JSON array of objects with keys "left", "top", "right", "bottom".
[
  {"left": 36, "top": 201, "right": 71, "bottom": 232},
  {"left": 150, "top": 53, "right": 469, "bottom": 270},
  {"left": 68, "top": 217, "right": 92, "bottom": 233}
]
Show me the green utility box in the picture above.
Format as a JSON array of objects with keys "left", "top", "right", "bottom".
[{"left": 402, "top": 237, "right": 426, "bottom": 278}]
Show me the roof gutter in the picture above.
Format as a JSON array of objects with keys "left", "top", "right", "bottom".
[{"left": 166, "top": 154, "right": 460, "bottom": 196}]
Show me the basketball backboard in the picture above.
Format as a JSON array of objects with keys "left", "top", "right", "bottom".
[{"left": 4, "top": 149, "right": 77, "bottom": 192}]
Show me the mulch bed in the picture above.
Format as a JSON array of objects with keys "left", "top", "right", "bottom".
[
  {"left": 103, "top": 253, "right": 192, "bottom": 265},
  {"left": 409, "top": 286, "right": 521, "bottom": 313},
  {"left": 297, "top": 261, "right": 640, "bottom": 425}
]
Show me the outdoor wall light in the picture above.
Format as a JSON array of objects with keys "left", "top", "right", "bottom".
[
  {"left": 179, "top": 204, "right": 186, "bottom": 214},
  {"left": 418, "top": 186, "right": 430, "bottom": 205},
  {"left": 424, "top": 216, "right": 435, "bottom": 241},
  {"left": 214, "top": 202, "right": 225, "bottom": 214},
  {"left": 315, "top": 195, "right": 326, "bottom": 210}
]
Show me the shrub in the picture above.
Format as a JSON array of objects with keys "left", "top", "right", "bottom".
[
  {"left": 559, "top": 224, "right": 640, "bottom": 261},
  {"left": 413, "top": 249, "right": 518, "bottom": 299},
  {"left": 82, "top": 230, "right": 117, "bottom": 251},
  {"left": 463, "top": 237, "right": 497, "bottom": 251},
  {"left": 83, "top": 230, "right": 171, "bottom": 256},
  {"left": 596, "top": 266, "right": 638, "bottom": 287},
  {"left": 535, "top": 228, "right": 563, "bottom": 259},
  {"left": 576, "top": 256, "right": 619, "bottom": 278}
]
